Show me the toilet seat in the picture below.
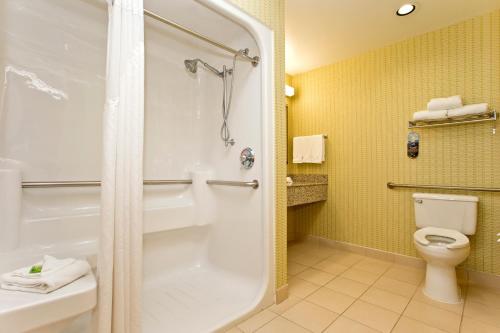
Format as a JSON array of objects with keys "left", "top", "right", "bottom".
[{"left": 414, "top": 227, "right": 469, "bottom": 249}]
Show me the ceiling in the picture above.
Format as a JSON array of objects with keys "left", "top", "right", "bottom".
[{"left": 286, "top": 0, "right": 500, "bottom": 74}]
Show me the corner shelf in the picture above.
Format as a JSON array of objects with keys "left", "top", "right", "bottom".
[{"left": 408, "top": 110, "right": 496, "bottom": 129}]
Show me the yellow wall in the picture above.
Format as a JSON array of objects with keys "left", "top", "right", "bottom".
[
  {"left": 288, "top": 10, "right": 500, "bottom": 275},
  {"left": 229, "top": 1, "right": 287, "bottom": 288}
]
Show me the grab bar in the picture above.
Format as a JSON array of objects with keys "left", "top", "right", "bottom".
[
  {"left": 206, "top": 179, "right": 259, "bottom": 189},
  {"left": 387, "top": 182, "right": 500, "bottom": 193},
  {"left": 22, "top": 179, "right": 192, "bottom": 188}
]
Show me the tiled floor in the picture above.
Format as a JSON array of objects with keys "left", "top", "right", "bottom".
[{"left": 227, "top": 239, "right": 500, "bottom": 333}]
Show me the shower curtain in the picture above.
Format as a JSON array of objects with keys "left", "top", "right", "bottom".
[{"left": 97, "top": 0, "right": 144, "bottom": 332}]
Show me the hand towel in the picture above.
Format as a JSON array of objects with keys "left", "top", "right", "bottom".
[
  {"left": 308, "top": 134, "right": 325, "bottom": 164},
  {"left": 413, "top": 110, "right": 448, "bottom": 121},
  {"left": 427, "top": 95, "right": 462, "bottom": 111},
  {"left": 1, "top": 255, "right": 91, "bottom": 293},
  {"left": 293, "top": 135, "right": 325, "bottom": 164},
  {"left": 447, "top": 103, "right": 489, "bottom": 118},
  {"left": 293, "top": 136, "right": 307, "bottom": 163}
]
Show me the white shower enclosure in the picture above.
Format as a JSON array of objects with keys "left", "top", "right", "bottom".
[{"left": 0, "top": 0, "right": 275, "bottom": 332}]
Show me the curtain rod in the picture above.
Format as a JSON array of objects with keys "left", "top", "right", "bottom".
[{"left": 143, "top": 9, "right": 260, "bottom": 66}]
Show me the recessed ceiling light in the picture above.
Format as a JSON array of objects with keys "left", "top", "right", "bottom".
[{"left": 396, "top": 4, "right": 416, "bottom": 16}]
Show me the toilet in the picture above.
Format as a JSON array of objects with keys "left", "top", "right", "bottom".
[{"left": 413, "top": 192, "right": 478, "bottom": 304}]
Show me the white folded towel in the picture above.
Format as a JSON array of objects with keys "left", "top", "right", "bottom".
[
  {"left": 292, "top": 136, "right": 306, "bottom": 163},
  {"left": 308, "top": 135, "right": 325, "bottom": 163},
  {"left": 413, "top": 110, "right": 448, "bottom": 121},
  {"left": 1, "top": 255, "right": 90, "bottom": 293},
  {"left": 427, "top": 95, "right": 462, "bottom": 111},
  {"left": 447, "top": 103, "right": 489, "bottom": 118},
  {"left": 293, "top": 135, "right": 325, "bottom": 164}
]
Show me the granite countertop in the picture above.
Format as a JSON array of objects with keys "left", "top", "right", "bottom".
[{"left": 287, "top": 174, "right": 328, "bottom": 207}]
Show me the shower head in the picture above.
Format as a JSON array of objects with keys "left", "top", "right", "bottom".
[
  {"left": 184, "top": 58, "right": 223, "bottom": 77},
  {"left": 184, "top": 59, "right": 198, "bottom": 74}
]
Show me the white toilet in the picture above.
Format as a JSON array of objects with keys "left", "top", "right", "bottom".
[{"left": 413, "top": 192, "right": 478, "bottom": 304}]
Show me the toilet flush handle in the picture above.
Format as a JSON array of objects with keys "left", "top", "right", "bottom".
[{"left": 415, "top": 199, "right": 423, "bottom": 204}]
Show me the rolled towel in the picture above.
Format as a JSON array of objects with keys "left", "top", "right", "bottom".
[
  {"left": 286, "top": 176, "right": 293, "bottom": 186},
  {"left": 447, "top": 103, "right": 489, "bottom": 118},
  {"left": 413, "top": 110, "right": 448, "bottom": 121},
  {"left": 427, "top": 95, "right": 462, "bottom": 111},
  {"left": 1, "top": 255, "right": 90, "bottom": 293}
]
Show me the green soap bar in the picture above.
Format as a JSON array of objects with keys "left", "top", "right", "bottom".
[{"left": 29, "top": 264, "right": 42, "bottom": 274}]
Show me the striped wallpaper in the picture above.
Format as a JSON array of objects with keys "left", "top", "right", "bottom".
[{"left": 287, "top": 10, "right": 500, "bottom": 275}]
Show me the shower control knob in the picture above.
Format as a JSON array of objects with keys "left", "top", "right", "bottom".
[{"left": 240, "top": 147, "right": 255, "bottom": 169}]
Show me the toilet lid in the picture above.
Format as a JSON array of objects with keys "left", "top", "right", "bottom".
[{"left": 414, "top": 227, "right": 469, "bottom": 249}]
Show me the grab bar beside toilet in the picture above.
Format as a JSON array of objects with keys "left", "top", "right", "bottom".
[{"left": 206, "top": 179, "right": 259, "bottom": 189}]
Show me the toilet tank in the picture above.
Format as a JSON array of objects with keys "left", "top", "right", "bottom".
[{"left": 413, "top": 193, "right": 478, "bottom": 235}]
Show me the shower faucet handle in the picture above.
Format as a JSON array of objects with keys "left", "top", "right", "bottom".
[{"left": 240, "top": 147, "right": 255, "bottom": 169}]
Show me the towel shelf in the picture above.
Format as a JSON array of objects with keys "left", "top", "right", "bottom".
[
  {"left": 387, "top": 182, "right": 500, "bottom": 193},
  {"left": 408, "top": 110, "right": 496, "bottom": 129}
]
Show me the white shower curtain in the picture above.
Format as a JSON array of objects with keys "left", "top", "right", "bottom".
[{"left": 97, "top": 0, "right": 144, "bottom": 332}]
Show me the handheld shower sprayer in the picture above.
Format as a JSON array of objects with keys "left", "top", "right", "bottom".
[{"left": 184, "top": 50, "right": 246, "bottom": 147}]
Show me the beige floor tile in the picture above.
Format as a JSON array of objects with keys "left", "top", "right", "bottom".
[
  {"left": 466, "top": 285, "right": 500, "bottom": 309},
  {"left": 324, "top": 316, "right": 379, "bottom": 333},
  {"left": 306, "top": 246, "right": 337, "bottom": 259},
  {"left": 288, "top": 277, "right": 321, "bottom": 298},
  {"left": 352, "top": 258, "right": 392, "bottom": 275},
  {"left": 288, "top": 261, "right": 309, "bottom": 276},
  {"left": 289, "top": 253, "right": 324, "bottom": 267},
  {"left": 404, "top": 299, "right": 461, "bottom": 333},
  {"left": 306, "top": 287, "right": 356, "bottom": 313},
  {"left": 267, "top": 296, "right": 301, "bottom": 315},
  {"left": 296, "top": 268, "right": 335, "bottom": 285},
  {"left": 313, "top": 259, "right": 349, "bottom": 275},
  {"left": 325, "top": 276, "right": 370, "bottom": 298},
  {"left": 383, "top": 265, "right": 425, "bottom": 285},
  {"left": 282, "top": 300, "right": 339, "bottom": 333},
  {"left": 225, "top": 327, "right": 244, "bottom": 333},
  {"left": 343, "top": 300, "right": 399, "bottom": 333},
  {"left": 237, "top": 310, "right": 277, "bottom": 333},
  {"left": 463, "top": 300, "right": 500, "bottom": 328},
  {"left": 255, "top": 316, "right": 310, "bottom": 333},
  {"left": 360, "top": 287, "right": 410, "bottom": 313},
  {"left": 340, "top": 268, "right": 380, "bottom": 285},
  {"left": 392, "top": 316, "right": 447, "bottom": 333},
  {"left": 373, "top": 276, "right": 418, "bottom": 297},
  {"left": 412, "top": 286, "right": 464, "bottom": 314},
  {"left": 460, "top": 315, "right": 500, "bottom": 333},
  {"left": 328, "top": 251, "right": 364, "bottom": 267}
]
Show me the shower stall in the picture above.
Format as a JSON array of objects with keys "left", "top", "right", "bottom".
[{"left": 0, "top": 0, "right": 275, "bottom": 332}]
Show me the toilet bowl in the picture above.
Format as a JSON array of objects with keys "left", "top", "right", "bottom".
[
  {"left": 412, "top": 193, "right": 478, "bottom": 304},
  {"left": 414, "top": 227, "right": 470, "bottom": 303}
]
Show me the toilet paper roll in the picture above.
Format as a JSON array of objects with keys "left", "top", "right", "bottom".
[{"left": 0, "top": 169, "right": 21, "bottom": 251}]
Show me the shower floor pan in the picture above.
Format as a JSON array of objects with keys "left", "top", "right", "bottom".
[{"left": 142, "top": 265, "right": 259, "bottom": 332}]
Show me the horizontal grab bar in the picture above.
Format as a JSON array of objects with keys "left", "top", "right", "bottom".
[
  {"left": 206, "top": 179, "right": 259, "bottom": 189},
  {"left": 387, "top": 182, "right": 500, "bottom": 193},
  {"left": 22, "top": 179, "right": 192, "bottom": 188}
]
